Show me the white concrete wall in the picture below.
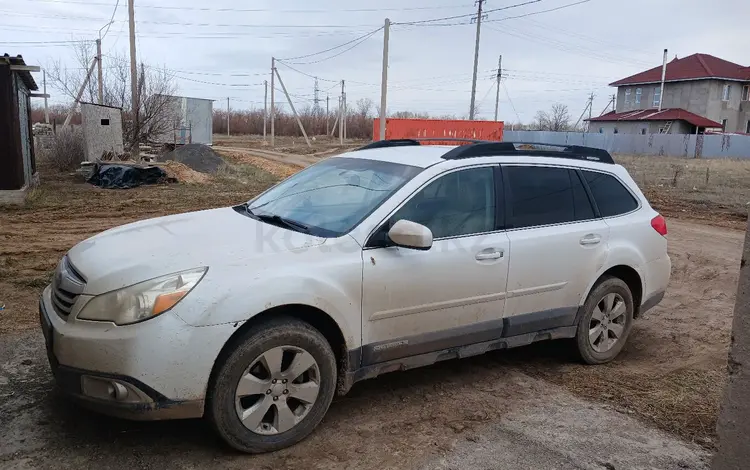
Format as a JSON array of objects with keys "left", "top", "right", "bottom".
[{"left": 81, "top": 103, "right": 124, "bottom": 162}]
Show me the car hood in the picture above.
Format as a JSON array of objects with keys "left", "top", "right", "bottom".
[{"left": 67, "top": 207, "right": 327, "bottom": 295}]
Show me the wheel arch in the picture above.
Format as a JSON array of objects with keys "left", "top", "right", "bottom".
[
  {"left": 206, "top": 304, "right": 352, "bottom": 410},
  {"left": 586, "top": 265, "right": 644, "bottom": 317}
]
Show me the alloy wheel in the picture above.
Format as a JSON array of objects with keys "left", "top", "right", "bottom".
[
  {"left": 234, "top": 345, "right": 320, "bottom": 435},
  {"left": 588, "top": 293, "right": 627, "bottom": 353}
]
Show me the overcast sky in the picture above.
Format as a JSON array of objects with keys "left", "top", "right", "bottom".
[{"left": 3, "top": 0, "right": 748, "bottom": 124}]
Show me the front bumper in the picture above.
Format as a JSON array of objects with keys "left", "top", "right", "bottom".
[{"left": 39, "top": 286, "right": 234, "bottom": 421}]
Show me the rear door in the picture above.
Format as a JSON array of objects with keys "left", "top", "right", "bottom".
[{"left": 501, "top": 165, "right": 609, "bottom": 336}]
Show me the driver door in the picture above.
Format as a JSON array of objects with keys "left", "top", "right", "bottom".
[{"left": 360, "top": 165, "right": 510, "bottom": 365}]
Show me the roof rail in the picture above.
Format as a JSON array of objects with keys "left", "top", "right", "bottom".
[
  {"left": 355, "top": 139, "right": 614, "bottom": 164},
  {"left": 441, "top": 142, "right": 614, "bottom": 163}
]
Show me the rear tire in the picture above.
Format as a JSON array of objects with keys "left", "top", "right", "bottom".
[
  {"left": 207, "top": 317, "right": 337, "bottom": 453},
  {"left": 575, "top": 276, "right": 634, "bottom": 365}
]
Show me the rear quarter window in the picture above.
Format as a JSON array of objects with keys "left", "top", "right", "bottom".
[{"left": 582, "top": 170, "right": 639, "bottom": 217}]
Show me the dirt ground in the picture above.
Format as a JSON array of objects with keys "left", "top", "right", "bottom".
[{"left": 0, "top": 149, "right": 747, "bottom": 467}]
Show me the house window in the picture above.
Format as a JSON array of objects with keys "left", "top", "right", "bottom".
[
  {"left": 641, "top": 128, "right": 647, "bottom": 135},
  {"left": 746, "top": 120, "right": 750, "bottom": 133},
  {"left": 624, "top": 88, "right": 632, "bottom": 104},
  {"left": 599, "top": 127, "right": 604, "bottom": 133},
  {"left": 614, "top": 127, "right": 619, "bottom": 134},
  {"left": 635, "top": 88, "right": 642, "bottom": 104},
  {"left": 101, "top": 118, "right": 110, "bottom": 126},
  {"left": 721, "top": 119, "right": 728, "bottom": 130},
  {"left": 742, "top": 85, "right": 749, "bottom": 101},
  {"left": 722, "top": 84, "right": 731, "bottom": 101},
  {"left": 653, "top": 86, "right": 661, "bottom": 107}
]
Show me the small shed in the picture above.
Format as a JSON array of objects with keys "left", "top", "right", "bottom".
[
  {"left": 0, "top": 54, "right": 41, "bottom": 202},
  {"left": 154, "top": 94, "right": 214, "bottom": 146},
  {"left": 81, "top": 102, "right": 124, "bottom": 161}
]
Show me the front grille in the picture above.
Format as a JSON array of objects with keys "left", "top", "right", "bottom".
[{"left": 51, "top": 256, "right": 86, "bottom": 318}]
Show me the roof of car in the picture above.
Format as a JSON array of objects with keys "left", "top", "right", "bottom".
[
  {"left": 338, "top": 145, "right": 457, "bottom": 168},
  {"left": 336, "top": 143, "right": 617, "bottom": 170}
]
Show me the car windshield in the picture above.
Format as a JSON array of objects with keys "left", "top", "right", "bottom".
[{"left": 247, "top": 157, "right": 422, "bottom": 237}]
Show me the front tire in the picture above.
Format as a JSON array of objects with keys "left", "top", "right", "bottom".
[
  {"left": 207, "top": 317, "right": 337, "bottom": 453},
  {"left": 575, "top": 276, "right": 634, "bottom": 365}
]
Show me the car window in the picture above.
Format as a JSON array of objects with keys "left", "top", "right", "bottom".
[
  {"left": 392, "top": 167, "right": 496, "bottom": 239},
  {"left": 248, "top": 158, "right": 422, "bottom": 237},
  {"left": 506, "top": 166, "right": 594, "bottom": 228},
  {"left": 582, "top": 170, "right": 639, "bottom": 217}
]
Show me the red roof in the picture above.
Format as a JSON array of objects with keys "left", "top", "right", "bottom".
[
  {"left": 587, "top": 108, "right": 722, "bottom": 128},
  {"left": 610, "top": 53, "right": 750, "bottom": 86}
]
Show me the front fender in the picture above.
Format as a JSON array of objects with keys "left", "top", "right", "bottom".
[{"left": 175, "top": 268, "right": 362, "bottom": 351}]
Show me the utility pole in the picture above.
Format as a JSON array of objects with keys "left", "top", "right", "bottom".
[
  {"left": 342, "top": 80, "right": 347, "bottom": 141},
  {"left": 43, "top": 69, "right": 49, "bottom": 124},
  {"left": 274, "top": 68, "right": 311, "bottom": 147},
  {"left": 494, "top": 55, "right": 502, "bottom": 122},
  {"left": 313, "top": 77, "right": 320, "bottom": 113},
  {"left": 63, "top": 57, "right": 97, "bottom": 127},
  {"left": 271, "top": 57, "right": 276, "bottom": 147},
  {"left": 226, "top": 97, "right": 230, "bottom": 136},
  {"left": 658, "top": 48, "right": 668, "bottom": 112},
  {"left": 326, "top": 94, "right": 330, "bottom": 136},
  {"left": 127, "top": 0, "right": 139, "bottom": 157},
  {"left": 339, "top": 80, "right": 344, "bottom": 145},
  {"left": 96, "top": 38, "right": 103, "bottom": 105},
  {"left": 588, "top": 92, "right": 594, "bottom": 124},
  {"left": 263, "top": 80, "right": 268, "bottom": 142},
  {"left": 379, "top": 17, "right": 390, "bottom": 141},
  {"left": 468, "top": 0, "right": 485, "bottom": 121}
]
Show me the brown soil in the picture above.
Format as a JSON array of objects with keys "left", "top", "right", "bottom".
[
  {"left": 0, "top": 163, "right": 278, "bottom": 333},
  {"left": 159, "top": 161, "right": 211, "bottom": 184},
  {"left": 0, "top": 156, "right": 745, "bottom": 452}
]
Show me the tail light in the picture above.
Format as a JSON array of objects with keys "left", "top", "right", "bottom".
[{"left": 651, "top": 214, "right": 667, "bottom": 237}]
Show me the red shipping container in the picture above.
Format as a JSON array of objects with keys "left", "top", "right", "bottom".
[{"left": 372, "top": 118, "right": 503, "bottom": 144}]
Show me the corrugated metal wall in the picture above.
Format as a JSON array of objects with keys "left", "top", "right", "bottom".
[{"left": 503, "top": 130, "right": 750, "bottom": 159}]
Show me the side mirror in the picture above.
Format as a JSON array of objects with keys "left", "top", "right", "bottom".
[{"left": 388, "top": 220, "right": 433, "bottom": 250}]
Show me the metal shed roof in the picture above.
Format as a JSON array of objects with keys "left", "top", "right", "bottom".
[{"left": 0, "top": 54, "right": 38, "bottom": 91}]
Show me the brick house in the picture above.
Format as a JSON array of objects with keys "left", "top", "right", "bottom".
[{"left": 587, "top": 54, "right": 750, "bottom": 135}]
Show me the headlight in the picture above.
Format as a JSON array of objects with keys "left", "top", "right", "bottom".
[{"left": 77, "top": 267, "right": 207, "bottom": 325}]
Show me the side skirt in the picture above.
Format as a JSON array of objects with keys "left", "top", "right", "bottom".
[{"left": 347, "top": 325, "right": 577, "bottom": 387}]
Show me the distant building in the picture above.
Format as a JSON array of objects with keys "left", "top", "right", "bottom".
[
  {"left": 153, "top": 95, "right": 214, "bottom": 145},
  {"left": 587, "top": 53, "right": 750, "bottom": 134},
  {"left": 81, "top": 103, "right": 124, "bottom": 161},
  {"left": 0, "top": 54, "right": 42, "bottom": 203}
]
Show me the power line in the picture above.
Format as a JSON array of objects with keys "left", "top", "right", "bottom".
[
  {"left": 100, "top": 0, "right": 119, "bottom": 39},
  {"left": 276, "top": 61, "right": 339, "bottom": 83},
  {"left": 284, "top": 28, "right": 384, "bottom": 65},
  {"left": 394, "top": 0, "right": 542, "bottom": 25},
  {"left": 15, "top": 0, "right": 476, "bottom": 13},
  {"left": 484, "top": 0, "right": 591, "bottom": 23},
  {"left": 502, "top": 83, "right": 523, "bottom": 122},
  {"left": 278, "top": 27, "right": 383, "bottom": 61}
]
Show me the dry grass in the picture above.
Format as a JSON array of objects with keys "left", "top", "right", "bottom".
[
  {"left": 616, "top": 154, "right": 750, "bottom": 226},
  {"left": 0, "top": 161, "right": 279, "bottom": 333},
  {"left": 39, "top": 128, "right": 85, "bottom": 171}
]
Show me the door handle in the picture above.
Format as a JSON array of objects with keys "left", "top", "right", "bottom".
[
  {"left": 580, "top": 234, "right": 602, "bottom": 246},
  {"left": 475, "top": 249, "right": 504, "bottom": 260}
]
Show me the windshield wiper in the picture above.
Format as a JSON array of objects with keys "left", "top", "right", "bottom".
[{"left": 246, "top": 207, "right": 310, "bottom": 233}]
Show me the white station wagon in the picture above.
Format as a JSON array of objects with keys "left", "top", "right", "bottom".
[{"left": 40, "top": 140, "right": 670, "bottom": 452}]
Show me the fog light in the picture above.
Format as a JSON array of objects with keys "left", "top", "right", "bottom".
[{"left": 81, "top": 376, "right": 153, "bottom": 404}]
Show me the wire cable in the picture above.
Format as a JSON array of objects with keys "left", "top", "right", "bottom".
[
  {"left": 284, "top": 28, "right": 383, "bottom": 65},
  {"left": 278, "top": 27, "right": 384, "bottom": 61},
  {"left": 394, "top": 0, "right": 542, "bottom": 26},
  {"left": 100, "top": 0, "right": 119, "bottom": 39},
  {"left": 502, "top": 83, "right": 523, "bottom": 123}
]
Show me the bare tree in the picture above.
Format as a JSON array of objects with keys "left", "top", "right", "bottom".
[
  {"left": 533, "top": 103, "right": 571, "bottom": 131},
  {"left": 46, "top": 42, "right": 177, "bottom": 148}
]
